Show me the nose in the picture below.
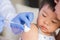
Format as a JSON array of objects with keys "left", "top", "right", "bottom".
[{"left": 44, "top": 21, "right": 49, "bottom": 26}]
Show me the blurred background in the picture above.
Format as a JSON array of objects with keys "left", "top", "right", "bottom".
[
  {"left": 0, "top": 0, "right": 39, "bottom": 40},
  {"left": 11, "top": 0, "right": 39, "bottom": 24},
  {"left": 0, "top": 0, "right": 60, "bottom": 40}
]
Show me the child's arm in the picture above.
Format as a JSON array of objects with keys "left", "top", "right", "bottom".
[{"left": 21, "top": 23, "right": 38, "bottom": 40}]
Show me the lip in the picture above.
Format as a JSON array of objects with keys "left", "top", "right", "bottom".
[{"left": 40, "top": 26, "right": 48, "bottom": 30}]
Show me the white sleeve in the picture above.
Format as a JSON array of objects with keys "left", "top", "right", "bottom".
[{"left": 0, "top": 0, "right": 17, "bottom": 21}]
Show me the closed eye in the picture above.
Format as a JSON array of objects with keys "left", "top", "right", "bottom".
[
  {"left": 51, "top": 20, "right": 57, "bottom": 24},
  {"left": 42, "top": 13, "right": 47, "bottom": 17}
]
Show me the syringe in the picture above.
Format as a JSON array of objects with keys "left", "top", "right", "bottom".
[{"left": 4, "top": 18, "right": 30, "bottom": 32}]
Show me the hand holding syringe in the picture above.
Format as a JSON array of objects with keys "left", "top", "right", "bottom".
[
  {"left": 0, "top": 0, "right": 33, "bottom": 34},
  {"left": 4, "top": 18, "right": 30, "bottom": 34},
  {"left": 4, "top": 12, "right": 34, "bottom": 34}
]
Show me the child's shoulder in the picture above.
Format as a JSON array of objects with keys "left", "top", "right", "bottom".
[
  {"left": 21, "top": 23, "right": 38, "bottom": 40},
  {"left": 30, "top": 23, "right": 38, "bottom": 31},
  {"left": 23, "top": 23, "right": 38, "bottom": 33}
]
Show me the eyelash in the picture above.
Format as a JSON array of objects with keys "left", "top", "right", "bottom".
[
  {"left": 42, "top": 14, "right": 46, "bottom": 17},
  {"left": 51, "top": 20, "right": 57, "bottom": 24},
  {"left": 42, "top": 13, "right": 57, "bottom": 24}
]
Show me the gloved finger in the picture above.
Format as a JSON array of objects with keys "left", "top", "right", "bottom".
[
  {"left": 11, "top": 16, "right": 20, "bottom": 24},
  {"left": 20, "top": 16, "right": 30, "bottom": 28},
  {"left": 27, "top": 13, "right": 34, "bottom": 22},
  {"left": 10, "top": 23, "right": 24, "bottom": 34}
]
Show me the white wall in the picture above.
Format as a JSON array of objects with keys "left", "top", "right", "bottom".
[{"left": 11, "top": 0, "right": 39, "bottom": 24}]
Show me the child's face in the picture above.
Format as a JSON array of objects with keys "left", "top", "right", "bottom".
[{"left": 37, "top": 4, "right": 60, "bottom": 35}]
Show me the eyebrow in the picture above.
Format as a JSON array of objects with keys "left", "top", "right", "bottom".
[
  {"left": 43, "top": 10, "right": 48, "bottom": 16},
  {"left": 43, "top": 10, "right": 60, "bottom": 21}
]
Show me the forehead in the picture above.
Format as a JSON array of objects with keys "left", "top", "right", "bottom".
[{"left": 39, "top": 4, "right": 57, "bottom": 19}]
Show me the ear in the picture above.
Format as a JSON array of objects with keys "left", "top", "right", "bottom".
[{"left": 54, "top": 0, "right": 59, "bottom": 4}]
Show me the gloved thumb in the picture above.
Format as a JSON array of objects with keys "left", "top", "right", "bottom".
[{"left": 26, "top": 12, "right": 34, "bottom": 22}]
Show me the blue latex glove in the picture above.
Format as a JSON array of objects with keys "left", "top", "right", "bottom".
[
  {"left": 0, "top": 16, "right": 4, "bottom": 33},
  {"left": 10, "top": 12, "right": 34, "bottom": 34}
]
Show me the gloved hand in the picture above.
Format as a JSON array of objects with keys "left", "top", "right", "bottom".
[
  {"left": 0, "top": 16, "right": 4, "bottom": 33},
  {"left": 10, "top": 12, "right": 34, "bottom": 34}
]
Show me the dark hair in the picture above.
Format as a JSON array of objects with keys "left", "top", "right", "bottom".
[{"left": 39, "top": 0, "right": 56, "bottom": 11}]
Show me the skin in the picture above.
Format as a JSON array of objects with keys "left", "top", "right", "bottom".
[
  {"left": 37, "top": 4, "right": 60, "bottom": 36},
  {"left": 54, "top": 0, "right": 60, "bottom": 20},
  {"left": 21, "top": 24, "right": 38, "bottom": 40},
  {"left": 20, "top": 0, "right": 60, "bottom": 40}
]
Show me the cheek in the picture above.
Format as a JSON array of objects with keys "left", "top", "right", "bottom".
[
  {"left": 55, "top": 3, "right": 60, "bottom": 19},
  {"left": 37, "top": 16, "right": 43, "bottom": 26},
  {"left": 55, "top": 2, "right": 60, "bottom": 12},
  {"left": 48, "top": 25, "right": 59, "bottom": 33}
]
